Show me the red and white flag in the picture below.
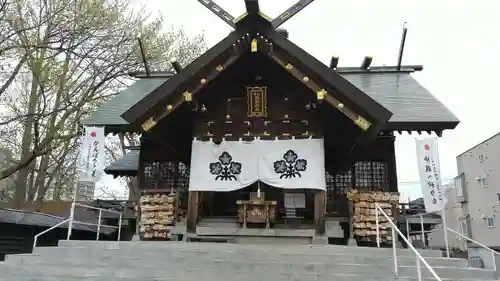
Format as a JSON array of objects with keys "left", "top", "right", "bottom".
[
  {"left": 79, "top": 126, "right": 105, "bottom": 182},
  {"left": 415, "top": 138, "right": 446, "bottom": 213}
]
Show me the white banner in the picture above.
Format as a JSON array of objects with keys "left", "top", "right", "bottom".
[
  {"left": 415, "top": 138, "right": 446, "bottom": 213},
  {"left": 188, "top": 139, "right": 326, "bottom": 192},
  {"left": 189, "top": 140, "right": 258, "bottom": 191},
  {"left": 258, "top": 139, "right": 326, "bottom": 190},
  {"left": 79, "top": 126, "right": 105, "bottom": 182}
]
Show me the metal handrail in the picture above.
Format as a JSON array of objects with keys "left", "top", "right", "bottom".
[
  {"left": 405, "top": 211, "right": 439, "bottom": 218},
  {"left": 446, "top": 226, "right": 500, "bottom": 271},
  {"left": 67, "top": 202, "right": 123, "bottom": 242},
  {"left": 375, "top": 203, "right": 442, "bottom": 281},
  {"left": 33, "top": 218, "right": 70, "bottom": 250},
  {"left": 405, "top": 210, "right": 450, "bottom": 257}
]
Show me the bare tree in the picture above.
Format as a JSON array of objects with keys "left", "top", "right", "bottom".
[{"left": 0, "top": 0, "right": 207, "bottom": 207}]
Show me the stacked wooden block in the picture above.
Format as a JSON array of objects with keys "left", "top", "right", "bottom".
[
  {"left": 347, "top": 190, "right": 400, "bottom": 244},
  {"left": 139, "top": 191, "right": 175, "bottom": 240}
]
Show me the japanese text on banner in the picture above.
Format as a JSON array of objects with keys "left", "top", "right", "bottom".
[
  {"left": 79, "top": 126, "right": 105, "bottom": 182},
  {"left": 416, "top": 138, "right": 445, "bottom": 213}
]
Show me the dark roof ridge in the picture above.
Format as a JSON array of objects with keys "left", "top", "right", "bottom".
[
  {"left": 127, "top": 65, "right": 423, "bottom": 79},
  {"left": 127, "top": 71, "right": 176, "bottom": 78}
]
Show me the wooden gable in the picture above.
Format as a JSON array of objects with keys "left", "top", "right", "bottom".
[{"left": 120, "top": 14, "right": 392, "bottom": 139}]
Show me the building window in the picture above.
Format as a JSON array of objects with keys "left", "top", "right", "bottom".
[
  {"left": 460, "top": 220, "right": 468, "bottom": 237},
  {"left": 487, "top": 217, "right": 495, "bottom": 228},
  {"left": 480, "top": 176, "right": 489, "bottom": 188},
  {"left": 478, "top": 154, "right": 486, "bottom": 163},
  {"left": 497, "top": 193, "right": 500, "bottom": 203},
  {"left": 455, "top": 174, "right": 464, "bottom": 198}
]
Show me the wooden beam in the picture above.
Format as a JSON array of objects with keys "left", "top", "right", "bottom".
[
  {"left": 196, "top": 0, "right": 236, "bottom": 28},
  {"left": 122, "top": 31, "right": 244, "bottom": 124},
  {"left": 272, "top": 0, "right": 316, "bottom": 28},
  {"left": 140, "top": 54, "right": 241, "bottom": 132},
  {"left": 268, "top": 52, "right": 372, "bottom": 131},
  {"left": 264, "top": 30, "right": 392, "bottom": 127},
  {"left": 314, "top": 190, "right": 326, "bottom": 236},
  {"left": 244, "top": 0, "right": 259, "bottom": 15},
  {"left": 186, "top": 191, "right": 199, "bottom": 233}
]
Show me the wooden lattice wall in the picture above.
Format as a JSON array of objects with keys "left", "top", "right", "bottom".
[
  {"left": 326, "top": 161, "right": 391, "bottom": 217},
  {"left": 141, "top": 161, "right": 189, "bottom": 211}
]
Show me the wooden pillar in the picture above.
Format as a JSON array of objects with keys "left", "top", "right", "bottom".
[
  {"left": 314, "top": 189, "right": 326, "bottom": 236},
  {"left": 186, "top": 191, "right": 199, "bottom": 233},
  {"left": 348, "top": 198, "right": 354, "bottom": 239},
  {"left": 348, "top": 166, "right": 356, "bottom": 241},
  {"left": 387, "top": 135, "right": 398, "bottom": 193}
]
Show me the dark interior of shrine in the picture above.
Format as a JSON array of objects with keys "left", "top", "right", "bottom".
[{"left": 200, "top": 184, "right": 315, "bottom": 226}]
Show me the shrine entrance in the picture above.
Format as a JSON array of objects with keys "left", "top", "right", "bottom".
[
  {"left": 189, "top": 138, "right": 324, "bottom": 230},
  {"left": 201, "top": 181, "right": 315, "bottom": 229}
]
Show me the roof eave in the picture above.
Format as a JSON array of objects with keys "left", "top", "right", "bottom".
[
  {"left": 387, "top": 120, "right": 460, "bottom": 137},
  {"left": 121, "top": 31, "right": 246, "bottom": 125},
  {"left": 104, "top": 169, "right": 138, "bottom": 178},
  {"left": 264, "top": 30, "right": 393, "bottom": 126}
]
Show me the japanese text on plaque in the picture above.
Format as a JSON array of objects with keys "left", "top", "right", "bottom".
[{"left": 247, "top": 86, "right": 268, "bottom": 117}]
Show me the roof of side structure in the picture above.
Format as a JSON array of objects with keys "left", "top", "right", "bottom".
[
  {"left": 104, "top": 149, "right": 140, "bottom": 177},
  {"left": 341, "top": 73, "right": 459, "bottom": 129},
  {"left": 81, "top": 77, "right": 168, "bottom": 128}
]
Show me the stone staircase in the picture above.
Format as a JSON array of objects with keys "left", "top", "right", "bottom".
[{"left": 0, "top": 240, "right": 497, "bottom": 281}]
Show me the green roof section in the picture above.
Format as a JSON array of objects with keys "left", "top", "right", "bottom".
[
  {"left": 104, "top": 150, "right": 139, "bottom": 177},
  {"left": 81, "top": 77, "right": 168, "bottom": 126},
  {"left": 341, "top": 73, "right": 459, "bottom": 125}
]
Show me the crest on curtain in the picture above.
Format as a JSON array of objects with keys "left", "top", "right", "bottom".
[
  {"left": 273, "top": 149, "right": 308, "bottom": 179},
  {"left": 209, "top": 151, "right": 242, "bottom": 181}
]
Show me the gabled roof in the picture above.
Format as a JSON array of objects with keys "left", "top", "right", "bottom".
[
  {"left": 121, "top": 31, "right": 245, "bottom": 125},
  {"left": 120, "top": 17, "right": 392, "bottom": 133},
  {"left": 85, "top": 69, "right": 457, "bottom": 134},
  {"left": 81, "top": 77, "right": 169, "bottom": 132},
  {"left": 264, "top": 31, "right": 391, "bottom": 124}
]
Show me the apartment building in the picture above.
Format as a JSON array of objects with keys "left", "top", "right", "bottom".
[
  {"left": 428, "top": 184, "right": 466, "bottom": 250},
  {"left": 430, "top": 132, "right": 500, "bottom": 270}
]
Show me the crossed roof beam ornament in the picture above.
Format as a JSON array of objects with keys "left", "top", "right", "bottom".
[{"left": 196, "top": 0, "right": 316, "bottom": 29}]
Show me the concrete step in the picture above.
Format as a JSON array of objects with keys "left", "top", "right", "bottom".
[
  {"left": 0, "top": 259, "right": 494, "bottom": 280},
  {"left": 0, "top": 275, "right": 496, "bottom": 281},
  {"left": 56, "top": 240, "right": 444, "bottom": 257},
  {"left": 11, "top": 248, "right": 468, "bottom": 268},
  {"left": 3, "top": 241, "right": 490, "bottom": 281},
  {"left": 325, "top": 219, "right": 344, "bottom": 238},
  {"left": 0, "top": 274, "right": 496, "bottom": 281}
]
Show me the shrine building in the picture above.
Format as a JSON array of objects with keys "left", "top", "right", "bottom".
[{"left": 82, "top": 0, "right": 459, "bottom": 244}]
